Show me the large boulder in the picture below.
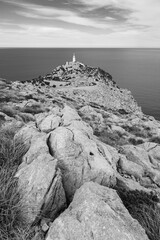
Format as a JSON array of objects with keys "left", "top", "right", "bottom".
[
  {"left": 48, "top": 125, "right": 117, "bottom": 201},
  {"left": 68, "top": 120, "right": 93, "bottom": 137},
  {"left": 118, "top": 143, "right": 160, "bottom": 194},
  {"left": 140, "top": 142, "right": 160, "bottom": 167},
  {"left": 46, "top": 182, "right": 149, "bottom": 240},
  {"left": 15, "top": 127, "right": 66, "bottom": 224},
  {"left": 38, "top": 114, "right": 61, "bottom": 133},
  {"left": 61, "top": 105, "right": 81, "bottom": 126}
]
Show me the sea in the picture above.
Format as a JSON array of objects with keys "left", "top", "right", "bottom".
[{"left": 0, "top": 48, "right": 160, "bottom": 120}]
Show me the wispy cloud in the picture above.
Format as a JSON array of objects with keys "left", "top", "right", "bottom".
[
  {"left": 13, "top": 2, "right": 114, "bottom": 29},
  {"left": 76, "top": 0, "right": 160, "bottom": 28},
  {"left": 0, "top": 0, "right": 160, "bottom": 47},
  {"left": 16, "top": 9, "right": 108, "bottom": 29},
  {"left": 0, "top": 0, "right": 131, "bottom": 29}
]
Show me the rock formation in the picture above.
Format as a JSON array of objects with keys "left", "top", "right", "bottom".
[
  {"left": 46, "top": 182, "right": 148, "bottom": 240},
  {"left": 0, "top": 60, "right": 160, "bottom": 239}
]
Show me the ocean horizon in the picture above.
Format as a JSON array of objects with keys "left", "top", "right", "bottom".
[{"left": 0, "top": 48, "right": 160, "bottom": 120}]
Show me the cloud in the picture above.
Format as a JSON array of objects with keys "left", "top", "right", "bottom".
[
  {"left": 0, "top": 21, "right": 160, "bottom": 48},
  {"left": 0, "top": 0, "right": 132, "bottom": 30},
  {"left": 73, "top": 0, "right": 134, "bottom": 10},
  {"left": 16, "top": 10, "right": 111, "bottom": 29},
  {"left": 0, "top": 0, "right": 149, "bottom": 31},
  {"left": 14, "top": 2, "right": 112, "bottom": 29},
  {"left": 0, "top": 0, "right": 160, "bottom": 47},
  {"left": 76, "top": 0, "right": 160, "bottom": 27}
]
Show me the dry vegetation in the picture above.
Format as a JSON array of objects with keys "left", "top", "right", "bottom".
[
  {"left": 94, "top": 128, "right": 129, "bottom": 147},
  {"left": 0, "top": 90, "right": 159, "bottom": 240},
  {"left": 0, "top": 123, "right": 33, "bottom": 240},
  {"left": 117, "top": 189, "right": 160, "bottom": 240}
]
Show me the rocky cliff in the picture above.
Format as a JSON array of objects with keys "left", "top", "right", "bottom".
[{"left": 0, "top": 60, "right": 160, "bottom": 240}]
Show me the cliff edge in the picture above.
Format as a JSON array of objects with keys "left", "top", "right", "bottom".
[{"left": 0, "top": 60, "right": 160, "bottom": 240}]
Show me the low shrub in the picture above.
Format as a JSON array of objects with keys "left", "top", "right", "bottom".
[
  {"left": 94, "top": 129, "right": 129, "bottom": 148},
  {"left": 22, "top": 107, "right": 43, "bottom": 114},
  {"left": 0, "top": 124, "right": 32, "bottom": 239},
  {"left": 1, "top": 105, "right": 17, "bottom": 118},
  {"left": 18, "top": 112, "right": 35, "bottom": 123},
  {"left": 117, "top": 189, "right": 160, "bottom": 240},
  {"left": 149, "top": 136, "right": 160, "bottom": 144},
  {"left": 122, "top": 125, "right": 152, "bottom": 138},
  {"left": 0, "top": 115, "right": 5, "bottom": 128},
  {"left": 21, "top": 103, "right": 45, "bottom": 115},
  {"left": 129, "top": 137, "right": 144, "bottom": 145}
]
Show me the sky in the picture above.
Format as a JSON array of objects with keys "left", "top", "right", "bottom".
[{"left": 0, "top": 0, "right": 160, "bottom": 48}]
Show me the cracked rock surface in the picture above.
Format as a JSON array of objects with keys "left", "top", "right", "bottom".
[
  {"left": 46, "top": 182, "right": 149, "bottom": 240},
  {"left": 1, "top": 61, "right": 160, "bottom": 240}
]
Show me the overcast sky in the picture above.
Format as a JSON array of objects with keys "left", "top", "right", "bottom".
[{"left": 0, "top": 0, "right": 160, "bottom": 48}]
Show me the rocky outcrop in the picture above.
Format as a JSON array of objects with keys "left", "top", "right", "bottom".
[
  {"left": 37, "top": 114, "right": 61, "bottom": 133},
  {"left": 15, "top": 124, "right": 66, "bottom": 224},
  {"left": 46, "top": 182, "right": 149, "bottom": 240},
  {"left": 11, "top": 100, "right": 160, "bottom": 236},
  {"left": 117, "top": 142, "right": 160, "bottom": 196},
  {"left": 47, "top": 105, "right": 117, "bottom": 201},
  {"left": 1, "top": 61, "right": 160, "bottom": 239},
  {"left": 14, "top": 105, "right": 118, "bottom": 223},
  {"left": 14, "top": 103, "right": 160, "bottom": 231},
  {"left": 48, "top": 126, "right": 117, "bottom": 201},
  {"left": 8, "top": 61, "right": 140, "bottom": 114},
  {"left": 33, "top": 61, "right": 114, "bottom": 86}
]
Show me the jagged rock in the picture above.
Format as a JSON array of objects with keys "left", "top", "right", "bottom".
[
  {"left": 15, "top": 122, "right": 40, "bottom": 148},
  {"left": 37, "top": 114, "right": 61, "bottom": 133},
  {"left": 10, "top": 61, "right": 140, "bottom": 114},
  {"left": 96, "top": 139, "right": 119, "bottom": 169},
  {"left": 119, "top": 143, "right": 160, "bottom": 193},
  {"left": 61, "top": 105, "right": 81, "bottom": 125},
  {"left": 46, "top": 182, "right": 149, "bottom": 240},
  {"left": 35, "top": 112, "right": 49, "bottom": 126},
  {"left": 1, "top": 59, "right": 160, "bottom": 240},
  {"left": 56, "top": 85, "right": 139, "bottom": 113},
  {"left": 140, "top": 142, "right": 160, "bottom": 164},
  {"left": 67, "top": 120, "right": 93, "bottom": 137},
  {"left": 0, "top": 111, "right": 14, "bottom": 122},
  {"left": 35, "top": 107, "right": 62, "bottom": 128},
  {"left": 79, "top": 105, "right": 105, "bottom": 131},
  {"left": 15, "top": 127, "right": 66, "bottom": 224},
  {"left": 119, "top": 154, "right": 145, "bottom": 180},
  {"left": 116, "top": 174, "right": 153, "bottom": 193},
  {"left": 48, "top": 121, "right": 117, "bottom": 201}
]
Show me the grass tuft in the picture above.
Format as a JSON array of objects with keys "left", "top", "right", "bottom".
[
  {"left": 117, "top": 189, "right": 160, "bottom": 240},
  {"left": 18, "top": 112, "right": 35, "bottom": 123},
  {"left": 0, "top": 105, "right": 17, "bottom": 118},
  {"left": 0, "top": 123, "right": 33, "bottom": 240},
  {"left": 21, "top": 103, "right": 45, "bottom": 115},
  {"left": 149, "top": 136, "right": 160, "bottom": 144},
  {"left": 94, "top": 129, "right": 129, "bottom": 148}
]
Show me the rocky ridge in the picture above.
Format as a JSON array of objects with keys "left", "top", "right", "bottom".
[
  {"left": 0, "top": 60, "right": 160, "bottom": 239},
  {"left": 11, "top": 61, "right": 139, "bottom": 113}
]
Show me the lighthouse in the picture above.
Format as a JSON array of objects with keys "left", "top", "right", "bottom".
[{"left": 72, "top": 53, "right": 76, "bottom": 63}]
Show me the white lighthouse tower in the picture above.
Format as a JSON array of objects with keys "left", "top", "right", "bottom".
[{"left": 72, "top": 53, "right": 76, "bottom": 63}]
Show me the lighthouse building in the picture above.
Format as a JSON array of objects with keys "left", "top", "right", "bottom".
[{"left": 72, "top": 53, "right": 76, "bottom": 63}]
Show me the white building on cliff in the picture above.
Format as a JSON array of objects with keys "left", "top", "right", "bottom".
[{"left": 72, "top": 53, "right": 76, "bottom": 63}]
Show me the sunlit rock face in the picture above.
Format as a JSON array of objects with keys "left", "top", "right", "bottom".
[
  {"left": 0, "top": 60, "right": 160, "bottom": 240},
  {"left": 9, "top": 61, "right": 140, "bottom": 114},
  {"left": 46, "top": 182, "right": 149, "bottom": 240}
]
